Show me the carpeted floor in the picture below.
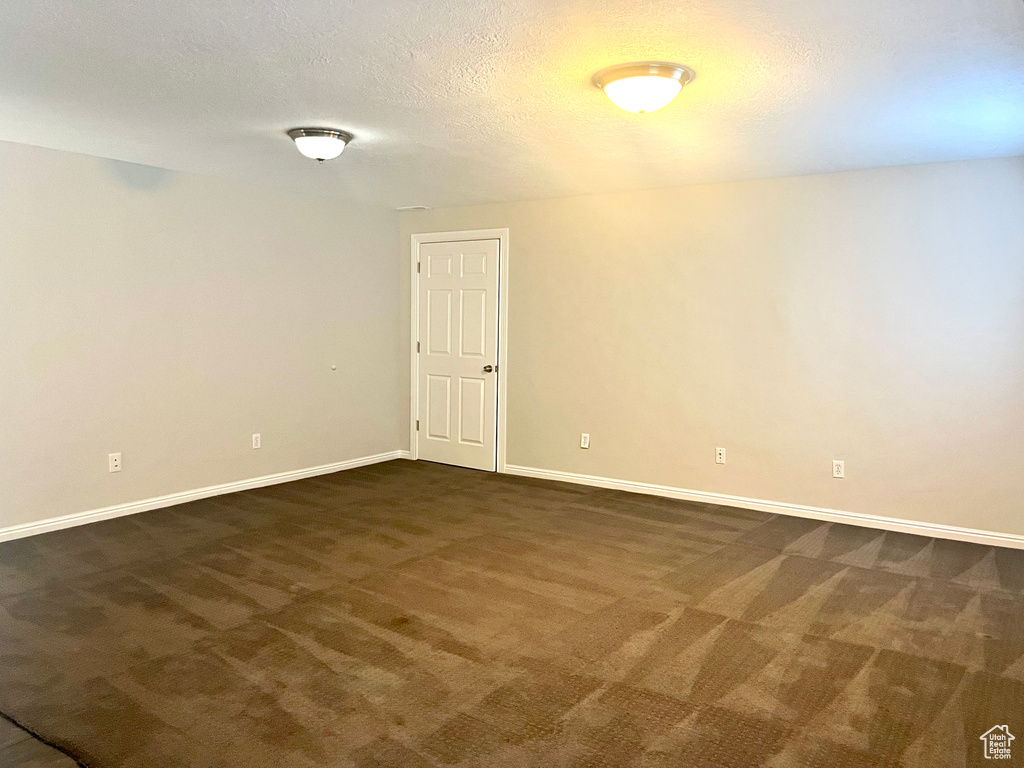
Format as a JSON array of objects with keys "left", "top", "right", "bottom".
[
  {"left": 1, "top": 715, "right": 76, "bottom": 767},
  {"left": 1, "top": 460, "right": 1023, "bottom": 768}
]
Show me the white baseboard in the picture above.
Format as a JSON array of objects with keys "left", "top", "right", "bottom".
[
  {"left": 0, "top": 450, "right": 412, "bottom": 543},
  {"left": 503, "top": 463, "right": 1024, "bottom": 550},
  {"left": 9, "top": 454, "right": 1020, "bottom": 551}
]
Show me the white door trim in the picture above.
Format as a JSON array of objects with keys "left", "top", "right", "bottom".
[{"left": 410, "top": 229, "right": 510, "bottom": 472}]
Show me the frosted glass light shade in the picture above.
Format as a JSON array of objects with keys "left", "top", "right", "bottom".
[
  {"left": 603, "top": 76, "right": 683, "bottom": 113},
  {"left": 592, "top": 62, "right": 695, "bottom": 114},
  {"left": 287, "top": 128, "right": 353, "bottom": 161}
]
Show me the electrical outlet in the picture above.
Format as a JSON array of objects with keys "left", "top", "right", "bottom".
[
  {"left": 715, "top": 447, "right": 726, "bottom": 465},
  {"left": 252, "top": 433, "right": 261, "bottom": 450},
  {"left": 580, "top": 433, "right": 590, "bottom": 449},
  {"left": 833, "top": 460, "right": 845, "bottom": 479},
  {"left": 108, "top": 453, "right": 122, "bottom": 473}
]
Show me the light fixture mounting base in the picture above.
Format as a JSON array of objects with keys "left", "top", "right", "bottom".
[
  {"left": 286, "top": 127, "right": 355, "bottom": 143},
  {"left": 591, "top": 61, "right": 695, "bottom": 90}
]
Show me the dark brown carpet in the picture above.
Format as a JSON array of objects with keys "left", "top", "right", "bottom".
[{"left": 1, "top": 460, "right": 1023, "bottom": 768}]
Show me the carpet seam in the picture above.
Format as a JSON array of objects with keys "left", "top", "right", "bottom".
[{"left": 0, "top": 709, "right": 93, "bottom": 768}]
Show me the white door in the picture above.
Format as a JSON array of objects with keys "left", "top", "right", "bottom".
[{"left": 417, "top": 239, "right": 500, "bottom": 470}]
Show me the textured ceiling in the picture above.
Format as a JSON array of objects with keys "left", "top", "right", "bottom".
[{"left": 1, "top": 0, "right": 1023, "bottom": 208}]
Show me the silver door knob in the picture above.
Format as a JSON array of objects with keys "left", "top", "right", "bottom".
[{"left": 483, "top": 365, "right": 494, "bottom": 373}]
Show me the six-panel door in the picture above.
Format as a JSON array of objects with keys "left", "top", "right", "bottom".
[{"left": 417, "top": 239, "right": 500, "bottom": 470}]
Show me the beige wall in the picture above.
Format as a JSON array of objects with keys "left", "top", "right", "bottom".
[
  {"left": 5, "top": 144, "right": 1022, "bottom": 539},
  {"left": 401, "top": 156, "right": 1024, "bottom": 536},
  {"left": 0, "top": 141, "right": 403, "bottom": 530}
]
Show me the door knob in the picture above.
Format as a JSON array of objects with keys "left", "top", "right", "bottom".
[{"left": 483, "top": 365, "right": 494, "bottom": 373}]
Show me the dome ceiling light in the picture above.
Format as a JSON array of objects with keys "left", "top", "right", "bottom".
[
  {"left": 287, "top": 128, "right": 354, "bottom": 163},
  {"left": 592, "top": 62, "right": 695, "bottom": 114}
]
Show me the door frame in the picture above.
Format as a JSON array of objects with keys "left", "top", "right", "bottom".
[{"left": 410, "top": 228, "right": 510, "bottom": 472}]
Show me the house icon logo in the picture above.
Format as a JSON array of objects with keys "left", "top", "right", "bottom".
[{"left": 980, "top": 725, "right": 1014, "bottom": 759}]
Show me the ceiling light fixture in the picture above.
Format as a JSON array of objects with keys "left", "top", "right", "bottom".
[
  {"left": 287, "top": 128, "right": 353, "bottom": 163},
  {"left": 592, "top": 62, "right": 695, "bottom": 114}
]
